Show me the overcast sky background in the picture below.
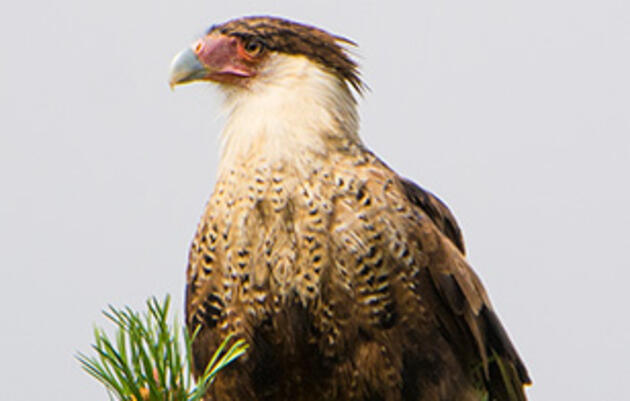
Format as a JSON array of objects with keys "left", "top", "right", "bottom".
[{"left": 1, "top": 0, "right": 628, "bottom": 399}]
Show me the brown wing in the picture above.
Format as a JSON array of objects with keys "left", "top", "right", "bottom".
[
  {"left": 399, "top": 178, "right": 531, "bottom": 401},
  {"left": 400, "top": 178, "right": 466, "bottom": 255}
]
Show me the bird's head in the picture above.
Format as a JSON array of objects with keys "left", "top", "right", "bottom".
[
  {"left": 169, "top": 16, "right": 363, "bottom": 94},
  {"left": 169, "top": 17, "right": 365, "bottom": 170}
]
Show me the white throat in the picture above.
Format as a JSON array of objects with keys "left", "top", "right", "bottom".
[{"left": 217, "top": 54, "right": 361, "bottom": 175}]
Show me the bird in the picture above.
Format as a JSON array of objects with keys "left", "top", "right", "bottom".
[{"left": 169, "top": 16, "right": 531, "bottom": 401}]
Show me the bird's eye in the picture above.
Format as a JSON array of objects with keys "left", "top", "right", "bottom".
[{"left": 243, "top": 39, "right": 265, "bottom": 56}]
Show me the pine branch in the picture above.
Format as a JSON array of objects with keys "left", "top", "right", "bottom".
[{"left": 77, "top": 295, "right": 247, "bottom": 401}]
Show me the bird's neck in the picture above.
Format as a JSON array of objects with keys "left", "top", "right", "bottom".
[{"left": 217, "top": 55, "right": 362, "bottom": 178}]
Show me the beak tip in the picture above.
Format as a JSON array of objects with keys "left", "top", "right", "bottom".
[{"left": 169, "top": 47, "right": 208, "bottom": 88}]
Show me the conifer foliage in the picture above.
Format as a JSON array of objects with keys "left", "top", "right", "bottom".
[{"left": 78, "top": 295, "right": 247, "bottom": 401}]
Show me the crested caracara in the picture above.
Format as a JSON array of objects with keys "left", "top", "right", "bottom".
[{"left": 169, "top": 16, "right": 531, "bottom": 401}]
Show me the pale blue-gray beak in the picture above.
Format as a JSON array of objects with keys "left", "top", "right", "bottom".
[{"left": 169, "top": 47, "right": 208, "bottom": 89}]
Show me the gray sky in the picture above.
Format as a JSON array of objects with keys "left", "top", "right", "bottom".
[{"left": 1, "top": 0, "right": 628, "bottom": 400}]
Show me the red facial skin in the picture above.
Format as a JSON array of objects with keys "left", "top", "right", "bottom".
[{"left": 192, "top": 34, "right": 265, "bottom": 85}]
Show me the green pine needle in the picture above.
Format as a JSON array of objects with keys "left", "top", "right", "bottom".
[{"left": 77, "top": 295, "right": 248, "bottom": 401}]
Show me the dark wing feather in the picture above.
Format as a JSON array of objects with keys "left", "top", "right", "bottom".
[
  {"left": 399, "top": 177, "right": 531, "bottom": 400},
  {"left": 400, "top": 178, "right": 466, "bottom": 254}
]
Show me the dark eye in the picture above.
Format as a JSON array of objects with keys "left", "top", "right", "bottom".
[{"left": 244, "top": 38, "right": 265, "bottom": 56}]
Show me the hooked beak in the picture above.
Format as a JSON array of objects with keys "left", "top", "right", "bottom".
[
  {"left": 169, "top": 47, "right": 208, "bottom": 89},
  {"left": 169, "top": 35, "right": 255, "bottom": 89}
]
